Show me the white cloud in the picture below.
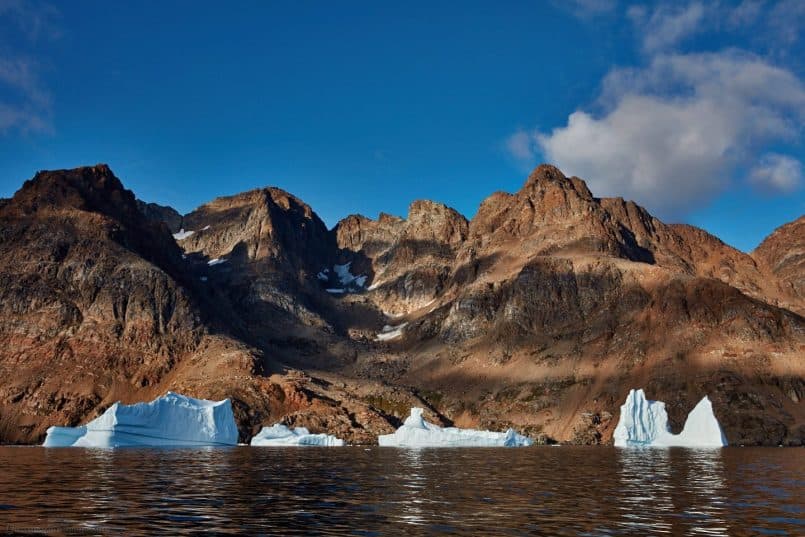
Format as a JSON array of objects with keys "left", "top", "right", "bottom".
[
  {"left": 727, "top": 0, "right": 765, "bottom": 28},
  {"left": 767, "top": 0, "right": 805, "bottom": 45},
  {"left": 505, "top": 130, "right": 535, "bottom": 162},
  {"left": 750, "top": 153, "right": 803, "bottom": 192},
  {"left": 0, "top": 0, "right": 60, "bottom": 41},
  {"left": 508, "top": 51, "right": 805, "bottom": 216},
  {"left": 627, "top": 2, "right": 706, "bottom": 52},
  {"left": 0, "top": 1, "right": 58, "bottom": 135},
  {"left": 553, "top": 0, "right": 618, "bottom": 20}
]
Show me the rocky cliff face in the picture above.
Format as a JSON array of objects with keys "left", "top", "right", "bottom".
[
  {"left": 335, "top": 200, "right": 468, "bottom": 314},
  {"left": 0, "top": 166, "right": 403, "bottom": 444},
  {"left": 0, "top": 163, "right": 802, "bottom": 445},
  {"left": 136, "top": 200, "right": 183, "bottom": 233},
  {"left": 754, "top": 216, "right": 805, "bottom": 315}
]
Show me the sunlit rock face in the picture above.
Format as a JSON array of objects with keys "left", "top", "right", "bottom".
[
  {"left": 378, "top": 408, "right": 533, "bottom": 447},
  {"left": 43, "top": 392, "right": 238, "bottom": 447},
  {"left": 614, "top": 389, "right": 727, "bottom": 448}
]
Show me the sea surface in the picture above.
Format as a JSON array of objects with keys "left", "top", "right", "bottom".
[{"left": 0, "top": 446, "right": 802, "bottom": 536}]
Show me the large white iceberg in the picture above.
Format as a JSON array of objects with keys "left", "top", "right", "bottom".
[
  {"left": 250, "top": 423, "right": 345, "bottom": 446},
  {"left": 378, "top": 407, "right": 533, "bottom": 447},
  {"left": 613, "top": 389, "right": 727, "bottom": 448},
  {"left": 43, "top": 392, "right": 239, "bottom": 447}
]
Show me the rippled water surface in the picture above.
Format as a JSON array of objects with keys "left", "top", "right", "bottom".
[{"left": 0, "top": 446, "right": 802, "bottom": 536}]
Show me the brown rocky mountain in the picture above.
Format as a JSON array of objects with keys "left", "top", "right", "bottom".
[
  {"left": 0, "top": 164, "right": 802, "bottom": 446},
  {"left": 753, "top": 215, "right": 805, "bottom": 315}
]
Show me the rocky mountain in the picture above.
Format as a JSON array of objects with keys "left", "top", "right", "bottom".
[
  {"left": 0, "top": 165, "right": 410, "bottom": 445},
  {"left": 136, "top": 200, "right": 183, "bottom": 234},
  {"left": 0, "top": 163, "right": 802, "bottom": 445},
  {"left": 753, "top": 215, "right": 805, "bottom": 314}
]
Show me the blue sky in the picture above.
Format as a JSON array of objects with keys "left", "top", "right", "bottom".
[{"left": 0, "top": 1, "right": 803, "bottom": 251}]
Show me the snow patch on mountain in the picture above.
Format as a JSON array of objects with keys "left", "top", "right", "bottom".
[
  {"left": 172, "top": 228, "right": 195, "bottom": 240},
  {"left": 317, "top": 262, "right": 368, "bottom": 294},
  {"left": 376, "top": 322, "right": 407, "bottom": 341}
]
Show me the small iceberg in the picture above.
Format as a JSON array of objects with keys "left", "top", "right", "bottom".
[
  {"left": 43, "top": 392, "right": 239, "bottom": 447},
  {"left": 613, "top": 389, "right": 727, "bottom": 448},
  {"left": 250, "top": 424, "right": 344, "bottom": 446},
  {"left": 378, "top": 408, "right": 533, "bottom": 447}
]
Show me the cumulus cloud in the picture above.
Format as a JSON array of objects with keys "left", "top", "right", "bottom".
[
  {"left": 0, "top": 0, "right": 58, "bottom": 135},
  {"left": 0, "top": 0, "right": 59, "bottom": 41},
  {"left": 750, "top": 153, "right": 803, "bottom": 192},
  {"left": 553, "top": 0, "right": 618, "bottom": 20},
  {"left": 767, "top": 0, "right": 805, "bottom": 45},
  {"left": 628, "top": 2, "right": 706, "bottom": 52},
  {"left": 508, "top": 51, "right": 805, "bottom": 216}
]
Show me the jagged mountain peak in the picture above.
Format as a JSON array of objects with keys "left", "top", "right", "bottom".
[
  {"left": 10, "top": 164, "right": 139, "bottom": 220},
  {"left": 1, "top": 163, "right": 802, "bottom": 447},
  {"left": 520, "top": 163, "right": 594, "bottom": 199}
]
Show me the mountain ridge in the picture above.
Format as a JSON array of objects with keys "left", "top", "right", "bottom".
[{"left": 0, "top": 163, "right": 802, "bottom": 446}]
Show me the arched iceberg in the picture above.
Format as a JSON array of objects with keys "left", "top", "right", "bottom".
[
  {"left": 613, "top": 389, "right": 727, "bottom": 448},
  {"left": 378, "top": 407, "right": 533, "bottom": 447},
  {"left": 43, "top": 392, "right": 239, "bottom": 447},
  {"left": 250, "top": 424, "right": 345, "bottom": 446}
]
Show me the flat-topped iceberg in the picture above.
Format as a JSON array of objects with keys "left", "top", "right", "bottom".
[
  {"left": 614, "top": 389, "right": 727, "bottom": 448},
  {"left": 250, "top": 424, "right": 345, "bottom": 446},
  {"left": 43, "top": 392, "right": 238, "bottom": 447},
  {"left": 378, "top": 407, "right": 533, "bottom": 447}
]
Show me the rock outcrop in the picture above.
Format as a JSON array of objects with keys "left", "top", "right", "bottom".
[
  {"left": 754, "top": 216, "right": 805, "bottom": 315},
  {"left": 0, "top": 163, "right": 802, "bottom": 446}
]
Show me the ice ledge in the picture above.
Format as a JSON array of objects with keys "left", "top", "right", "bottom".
[
  {"left": 43, "top": 392, "right": 239, "bottom": 448},
  {"left": 613, "top": 389, "right": 727, "bottom": 448},
  {"left": 378, "top": 407, "right": 533, "bottom": 448},
  {"left": 250, "top": 423, "right": 344, "bottom": 446}
]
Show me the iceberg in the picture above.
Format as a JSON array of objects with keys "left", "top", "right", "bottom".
[
  {"left": 378, "top": 408, "right": 533, "bottom": 447},
  {"left": 43, "top": 392, "right": 239, "bottom": 447},
  {"left": 613, "top": 389, "right": 727, "bottom": 448},
  {"left": 250, "top": 424, "right": 344, "bottom": 446}
]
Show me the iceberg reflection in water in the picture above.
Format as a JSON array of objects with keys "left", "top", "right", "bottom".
[
  {"left": 615, "top": 448, "right": 730, "bottom": 536},
  {"left": 1, "top": 447, "right": 801, "bottom": 535}
]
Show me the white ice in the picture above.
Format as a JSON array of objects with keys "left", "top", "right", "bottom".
[
  {"left": 333, "top": 262, "right": 367, "bottom": 288},
  {"left": 378, "top": 407, "right": 533, "bottom": 447},
  {"left": 318, "top": 263, "right": 367, "bottom": 292},
  {"left": 250, "top": 423, "right": 344, "bottom": 446},
  {"left": 208, "top": 258, "right": 227, "bottom": 266},
  {"left": 172, "top": 229, "right": 195, "bottom": 240},
  {"left": 613, "top": 389, "right": 727, "bottom": 448},
  {"left": 43, "top": 392, "right": 239, "bottom": 448},
  {"left": 376, "top": 322, "right": 408, "bottom": 341}
]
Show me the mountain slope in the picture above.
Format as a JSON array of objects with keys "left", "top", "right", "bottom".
[
  {"left": 0, "top": 163, "right": 802, "bottom": 445},
  {"left": 0, "top": 166, "right": 403, "bottom": 444},
  {"left": 335, "top": 165, "right": 804, "bottom": 445},
  {"left": 753, "top": 215, "right": 805, "bottom": 315}
]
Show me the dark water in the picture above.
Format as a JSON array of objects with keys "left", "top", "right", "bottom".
[{"left": 0, "top": 447, "right": 802, "bottom": 536}]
